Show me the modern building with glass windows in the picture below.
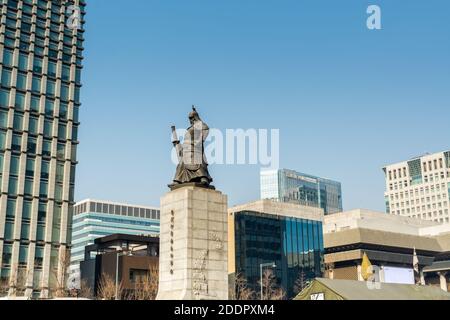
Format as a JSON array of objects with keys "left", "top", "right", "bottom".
[
  {"left": 261, "top": 169, "right": 343, "bottom": 215},
  {"left": 228, "top": 200, "right": 324, "bottom": 299},
  {"left": 0, "top": 0, "right": 85, "bottom": 298},
  {"left": 70, "top": 199, "right": 160, "bottom": 287},
  {"left": 383, "top": 150, "right": 450, "bottom": 224}
]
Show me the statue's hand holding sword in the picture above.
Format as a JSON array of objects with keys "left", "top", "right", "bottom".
[{"left": 171, "top": 126, "right": 182, "bottom": 163}]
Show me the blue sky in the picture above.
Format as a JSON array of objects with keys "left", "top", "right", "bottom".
[{"left": 75, "top": 0, "right": 450, "bottom": 211}]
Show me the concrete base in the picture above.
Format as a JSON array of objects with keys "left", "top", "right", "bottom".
[{"left": 156, "top": 186, "right": 228, "bottom": 300}]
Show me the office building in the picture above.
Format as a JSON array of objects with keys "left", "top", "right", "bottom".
[
  {"left": 323, "top": 209, "right": 450, "bottom": 291},
  {"left": 383, "top": 150, "right": 450, "bottom": 223},
  {"left": 261, "top": 169, "right": 343, "bottom": 215},
  {"left": 70, "top": 199, "right": 160, "bottom": 286},
  {"left": 80, "top": 234, "right": 159, "bottom": 299},
  {"left": 0, "top": 0, "right": 86, "bottom": 298},
  {"left": 228, "top": 200, "right": 324, "bottom": 299}
]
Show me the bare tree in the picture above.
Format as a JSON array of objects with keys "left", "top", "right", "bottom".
[
  {"left": 131, "top": 266, "right": 159, "bottom": 300},
  {"left": 259, "top": 269, "right": 285, "bottom": 300},
  {"left": 97, "top": 273, "right": 122, "bottom": 300},
  {"left": 8, "top": 267, "right": 29, "bottom": 297},
  {"left": 293, "top": 269, "right": 309, "bottom": 296},
  {"left": 47, "top": 248, "right": 72, "bottom": 298},
  {"left": 234, "top": 272, "right": 255, "bottom": 300},
  {"left": 0, "top": 278, "right": 9, "bottom": 297},
  {"left": 270, "top": 287, "right": 286, "bottom": 301},
  {"left": 78, "top": 279, "right": 94, "bottom": 299}
]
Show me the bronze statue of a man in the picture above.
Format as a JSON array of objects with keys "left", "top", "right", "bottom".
[{"left": 170, "top": 106, "right": 213, "bottom": 189}]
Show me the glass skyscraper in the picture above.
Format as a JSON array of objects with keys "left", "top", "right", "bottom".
[
  {"left": 261, "top": 169, "right": 343, "bottom": 215},
  {"left": 70, "top": 199, "right": 160, "bottom": 286},
  {"left": 0, "top": 0, "right": 85, "bottom": 298}
]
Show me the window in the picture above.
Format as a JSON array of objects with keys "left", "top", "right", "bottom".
[
  {"left": 21, "top": 224, "right": 30, "bottom": 241},
  {"left": 33, "top": 58, "right": 43, "bottom": 74},
  {"left": 62, "top": 65, "right": 71, "bottom": 81},
  {"left": 19, "top": 245, "right": 29, "bottom": 267},
  {"left": 60, "top": 85, "right": 69, "bottom": 101},
  {"left": 6, "top": 200, "right": 16, "bottom": 218},
  {"left": 57, "top": 143, "right": 65, "bottom": 160},
  {"left": 41, "top": 161, "right": 50, "bottom": 180},
  {"left": 1, "top": 69, "right": 12, "bottom": 87},
  {"left": 2, "top": 245, "right": 13, "bottom": 268},
  {"left": 42, "top": 140, "right": 52, "bottom": 157},
  {"left": 59, "top": 103, "right": 68, "bottom": 120},
  {"left": 3, "top": 49, "right": 14, "bottom": 66},
  {"left": 44, "top": 120, "right": 53, "bottom": 137},
  {"left": 58, "top": 123, "right": 66, "bottom": 140},
  {"left": 26, "top": 158, "right": 35, "bottom": 177},
  {"left": 45, "top": 99, "right": 54, "bottom": 116},
  {"left": 35, "top": 247, "right": 44, "bottom": 267},
  {"left": 55, "top": 184, "right": 63, "bottom": 201},
  {"left": 18, "top": 54, "right": 29, "bottom": 71},
  {"left": 12, "top": 134, "right": 22, "bottom": 151},
  {"left": 29, "top": 117, "right": 38, "bottom": 134},
  {"left": 9, "top": 176, "right": 18, "bottom": 195},
  {"left": 15, "top": 93, "right": 26, "bottom": 110},
  {"left": 48, "top": 62, "right": 57, "bottom": 77},
  {"left": 0, "top": 131, "right": 6, "bottom": 150},
  {"left": 39, "top": 181, "right": 48, "bottom": 198},
  {"left": 13, "top": 114, "right": 23, "bottom": 131},
  {"left": 31, "top": 96, "right": 41, "bottom": 112},
  {"left": 10, "top": 156, "right": 20, "bottom": 176},
  {"left": 32, "top": 77, "right": 42, "bottom": 93},
  {"left": 24, "top": 178, "right": 33, "bottom": 197},
  {"left": 0, "top": 90, "right": 10, "bottom": 107},
  {"left": 16, "top": 74, "right": 27, "bottom": 90},
  {"left": 56, "top": 163, "right": 64, "bottom": 182},
  {"left": 46, "top": 80, "right": 56, "bottom": 97},
  {"left": 129, "top": 269, "right": 149, "bottom": 284},
  {"left": 73, "top": 106, "right": 79, "bottom": 122},
  {"left": 23, "top": 201, "right": 32, "bottom": 220},
  {"left": 0, "top": 110, "right": 8, "bottom": 128}
]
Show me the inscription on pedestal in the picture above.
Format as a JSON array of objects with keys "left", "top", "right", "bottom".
[{"left": 193, "top": 249, "right": 209, "bottom": 297}]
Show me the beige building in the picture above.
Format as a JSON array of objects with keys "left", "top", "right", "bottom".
[
  {"left": 324, "top": 209, "right": 450, "bottom": 292},
  {"left": 383, "top": 150, "right": 450, "bottom": 223}
]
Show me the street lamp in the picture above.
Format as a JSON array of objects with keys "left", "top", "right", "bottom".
[
  {"left": 260, "top": 262, "right": 276, "bottom": 300},
  {"left": 115, "top": 250, "right": 132, "bottom": 300}
]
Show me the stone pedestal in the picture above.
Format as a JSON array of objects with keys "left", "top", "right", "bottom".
[{"left": 156, "top": 186, "right": 228, "bottom": 300}]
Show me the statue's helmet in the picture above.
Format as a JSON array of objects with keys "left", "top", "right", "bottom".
[{"left": 189, "top": 106, "right": 201, "bottom": 121}]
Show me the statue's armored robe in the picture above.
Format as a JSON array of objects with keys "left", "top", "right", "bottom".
[{"left": 173, "top": 121, "right": 212, "bottom": 184}]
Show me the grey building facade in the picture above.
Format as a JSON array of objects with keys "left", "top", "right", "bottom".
[{"left": 0, "top": 0, "right": 86, "bottom": 298}]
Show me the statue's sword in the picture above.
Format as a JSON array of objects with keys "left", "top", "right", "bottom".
[{"left": 171, "top": 126, "right": 182, "bottom": 163}]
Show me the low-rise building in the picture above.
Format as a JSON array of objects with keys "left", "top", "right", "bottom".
[
  {"left": 323, "top": 209, "right": 450, "bottom": 291},
  {"left": 70, "top": 199, "right": 160, "bottom": 286},
  {"left": 295, "top": 278, "right": 450, "bottom": 300},
  {"left": 80, "top": 234, "right": 159, "bottom": 299}
]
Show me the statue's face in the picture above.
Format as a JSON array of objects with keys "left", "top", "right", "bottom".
[{"left": 189, "top": 116, "right": 195, "bottom": 125}]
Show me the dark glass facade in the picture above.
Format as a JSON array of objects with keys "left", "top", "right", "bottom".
[{"left": 234, "top": 211, "right": 324, "bottom": 299}]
